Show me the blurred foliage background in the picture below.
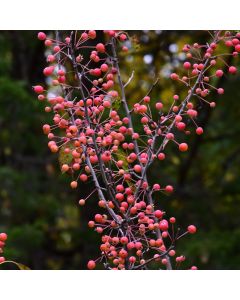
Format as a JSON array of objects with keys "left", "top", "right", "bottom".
[{"left": 0, "top": 30, "right": 240, "bottom": 270}]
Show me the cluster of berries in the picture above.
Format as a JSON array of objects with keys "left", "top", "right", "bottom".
[
  {"left": 0, "top": 233, "right": 8, "bottom": 263},
  {"left": 34, "top": 30, "right": 238, "bottom": 269}
]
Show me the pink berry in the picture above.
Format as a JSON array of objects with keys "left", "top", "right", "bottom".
[
  {"left": 217, "top": 88, "right": 224, "bottom": 95},
  {"left": 187, "top": 109, "right": 198, "bottom": 118},
  {"left": 229, "top": 66, "right": 237, "bottom": 74},
  {"left": 153, "top": 184, "right": 161, "bottom": 191},
  {"left": 79, "top": 199, "right": 85, "bottom": 206},
  {"left": 100, "top": 63, "right": 108, "bottom": 72},
  {"left": 88, "top": 30, "right": 96, "bottom": 39},
  {"left": 80, "top": 174, "right": 88, "bottom": 182},
  {"left": 169, "top": 250, "right": 176, "bottom": 256},
  {"left": 45, "top": 39, "right": 52, "bottom": 47},
  {"left": 96, "top": 43, "right": 105, "bottom": 53},
  {"left": 87, "top": 260, "right": 96, "bottom": 270},
  {"left": 43, "top": 66, "right": 54, "bottom": 76},
  {"left": 154, "top": 210, "right": 163, "bottom": 219},
  {"left": 133, "top": 164, "right": 142, "bottom": 173},
  {"left": 53, "top": 46, "right": 60, "bottom": 53},
  {"left": 165, "top": 185, "right": 173, "bottom": 193},
  {"left": 157, "top": 153, "right": 165, "bottom": 160},
  {"left": 177, "top": 122, "right": 186, "bottom": 131},
  {"left": 170, "top": 73, "right": 179, "bottom": 80},
  {"left": 183, "top": 62, "right": 191, "bottom": 69},
  {"left": 33, "top": 85, "right": 44, "bottom": 94},
  {"left": 215, "top": 70, "right": 224, "bottom": 77},
  {"left": 70, "top": 181, "right": 78, "bottom": 189},
  {"left": 116, "top": 193, "right": 124, "bottom": 202},
  {"left": 88, "top": 221, "right": 95, "bottom": 228},
  {"left": 37, "top": 32, "right": 46, "bottom": 40},
  {"left": 161, "top": 258, "right": 168, "bottom": 265},
  {"left": 156, "top": 102, "right": 163, "bottom": 110},
  {"left": 166, "top": 133, "right": 174, "bottom": 140},
  {"left": 96, "top": 214, "right": 105, "bottom": 224},
  {"left": 232, "top": 38, "right": 239, "bottom": 45},
  {"left": 225, "top": 40, "right": 233, "bottom": 47},
  {"left": 159, "top": 219, "right": 169, "bottom": 231},
  {"left": 129, "top": 256, "right": 136, "bottom": 263},
  {"left": 188, "top": 225, "right": 197, "bottom": 234},
  {"left": 119, "top": 33, "right": 127, "bottom": 41},
  {"left": 196, "top": 127, "right": 203, "bottom": 135},
  {"left": 141, "top": 116, "right": 148, "bottom": 124},
  {"left": 0, "top": 233, "right": 7, "bottom": 241},
  {"left": 0, "top": 257, "right": 6, "bottom": 263},
  {"left": 65, "top": 37, "right": 70, "bottom": 44},
  {"left": 235, "top": 44, "right": 240, "bottom": 52},
  {"left": 143, "top": 96, "right": 150, "bottom": 103},
  {"left": 120, "top": 237, "right": 128, "bottom": 244},
  {"left": 173, "top": 94, "right": 179, "bottom": 101}
]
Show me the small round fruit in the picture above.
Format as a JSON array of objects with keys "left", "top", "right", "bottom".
[
  {"left": 188, "top": 225, "right": 197, "bottom": 234},
  {"left": 87, "top": 260, "right": 96, "bottom": 270},
  {"left": 179, "top": 143, "right": 188, "bottom": 152}
]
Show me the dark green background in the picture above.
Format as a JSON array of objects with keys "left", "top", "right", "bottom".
[{"left": 0, "top": 31, "right": 240, "bottom": 269}]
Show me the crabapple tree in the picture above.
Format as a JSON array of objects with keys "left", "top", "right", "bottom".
[{"left": 34, "top": 30, "right": 239, "bottom": 270}]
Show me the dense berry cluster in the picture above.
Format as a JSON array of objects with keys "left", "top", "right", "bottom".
[
  {"left": 0, "top": 232, "right": 8, "bottom": 263},
  {"left": 35, "top": 30, "right": 238, "bottom": 269}
]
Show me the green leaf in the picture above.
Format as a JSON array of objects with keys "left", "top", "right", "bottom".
[
  {"left": 113, "top": 149, "right": 135, "bottom": 190},
  {"left": 112, "top": 98, "right": 122, "bottom": 111},
  {"left": 113, "top": 148, "right": 128, "bottom": 170}
]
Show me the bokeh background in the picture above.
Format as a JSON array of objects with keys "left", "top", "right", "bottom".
[{"left": 0, "top": 30, "right": 240, "bottom": 270}]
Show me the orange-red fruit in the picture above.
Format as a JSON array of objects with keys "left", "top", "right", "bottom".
[
  {"left": 157, "top": 153, "right": 165, "bottom": 160},
  {"left": 0, "top": 233, "right": 7, "bottom": 241},
  {"left": 179, "top": 143, "right": 188, "bottom": 152},
  {"left": 61, "top": 164, "right": 69, "bottom": 172},
  {"left": 70, "top": 181, "right": 78, "bottom": 189},
  {"left": 43, "top": 124, "right": 50, "bottom": 134},
  {"left": 79, "top": 199, "right": 85, "bottom": 206}
]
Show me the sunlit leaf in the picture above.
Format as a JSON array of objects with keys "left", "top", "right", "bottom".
[
  {"left": 58, "top": 141, "right": 75, "bottom": 170},
  {"left": 112, "top": 97, "right": 122, "bottom": 111}
]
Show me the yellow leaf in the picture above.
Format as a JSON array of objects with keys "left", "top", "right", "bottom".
[
  {"left": 0, "top": 260, "right": 30, "bottom": 270},
  {"left": 58, "top": 141, "right": 75, "bottom": 170}
]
